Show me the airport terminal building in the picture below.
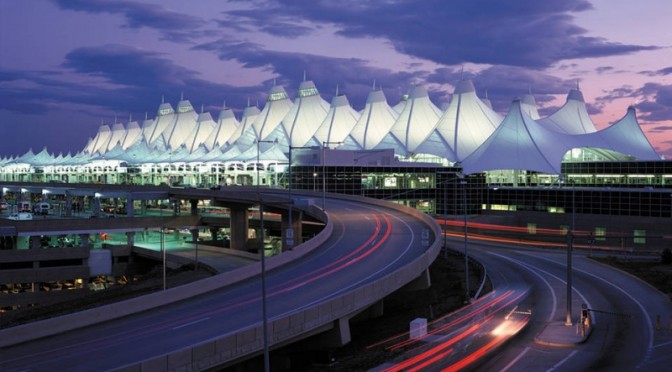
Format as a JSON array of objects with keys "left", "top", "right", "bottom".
[{"left": 1, "top": 78, "right": 671, "bottom": 235}]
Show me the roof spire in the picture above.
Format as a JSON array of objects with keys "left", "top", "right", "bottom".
[
  {"left": 576, "top": 80, "right": 580, "bottom": 91},
  {"left": 129, "top": 113, "right": 132, "bottom": 122},
  {"left": 372, "top": 80, "right": 376, "bottom": 91},
  {"left": 180, "top": 91, "right": 184, "bottom": 101},
  {"left": 222, "top": 100, "right": 226, "bottom": 110},
  {"left": 161, "top": 95, "right": 164, "bottom": 104},
  {"left": 529, "top": 86, "right": 532, "bottom": 95},
  {"left": 145, "top": 112, "right": 148, "bottom": 120},
  {"left": 303, "top": 70, "right": 306, "bottom": 82},
  {"left": 485, "top": 90, "right": 489, "bottom": 99},
  {"left": 200, "top": 104, "right": 204, "bottom": 113},
  {"left": 247, "top": 97, "right": 250, "bottom": 107},
  {"left": 461, "top": 65, "right": 464, "bottom": 80},
  {"left": 114, "top": 115, "right": 117, "bottom": 124},
  {"left": 335, "top": 84, "right": 339, "bottom": 96},
  {"left": 272, "top": 77, "right": 276, "bottom": 86}
]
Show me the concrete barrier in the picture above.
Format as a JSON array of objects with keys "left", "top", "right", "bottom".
[
  {"left": 0, "top": 190, "right": 442, "bottom": 372},
  {"left": 0, "top": 203, "right": 330, "bottom": 348}
]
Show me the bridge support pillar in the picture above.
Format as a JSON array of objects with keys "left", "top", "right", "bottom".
[
  {"left": 30, "top": 236, "right": 41, "bottom": 249},
  {"left": 126, "top": 197, "right": 134, "bottom": 217},
  {"left": 229, "top": 206, "right": 249, "bottom": 251},
  {"left": 314, "top": 318, "right": 352, "bottom": 348},
  {"left": 191, "top": 229, "right": 199, "bottom": 243},
  {"left": 126, "top": 232, "right": 135, "bottom": 247},
  {"left": 65, "top": 194, "right": 72, "bottom": 217},
  {"left": 281, "top": 210, "right": 303, "bottom": 251},
  {"left": 400, "top": 268, "right": 432, "bottom": 291},
  {"left": 190, "top": 199, "right": 198, "bottom": 216},
  {"left": 80, "top": 234, "right": 90, "bottom": 249}
]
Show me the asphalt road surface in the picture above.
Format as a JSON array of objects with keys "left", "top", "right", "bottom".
[
  {"left": 0, "top": 197, "right": 436, "bottom": 371},
  {"left": 467, "top": 242, "right": 672, "bottom": 371}
]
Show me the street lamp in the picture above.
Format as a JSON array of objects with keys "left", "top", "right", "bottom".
[
  {"left": 287, "top": 145, "right": 317, "bottom": 250},
  {"left": 566, "top": 179, "right": 576, "bottom": 326},
  {"left": 256, "top": 139, "right": 279, "bottom": 187},
  {"left": 322, "top": 141, "right": 343, "bottom": 211},
  {"left": 255, "top": 138, "right": 276, "bottom": 372},
  {"left": 459, "top": 173, "right": 469, "bottom": 302}
]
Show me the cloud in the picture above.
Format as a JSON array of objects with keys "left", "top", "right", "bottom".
[
  {"left": 641, "top": 66, "right": 672, "bottom": 77},
  {"left": 51, "top": 0, "right": 206, "bottom": 42},
  {"left": 224, "top": 0, "right": 658, "bottom": 68},
  {"left": 193, "top": 39, "right": 422, "bottom": 107}
]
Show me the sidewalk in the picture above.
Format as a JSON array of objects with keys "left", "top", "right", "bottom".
[{"left": 534, "top": 320, "right": 592, "bottom": 347}]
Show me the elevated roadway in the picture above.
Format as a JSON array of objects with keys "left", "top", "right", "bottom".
[{"left": 0, "top": 189, "right": 441, "bottom": 371}]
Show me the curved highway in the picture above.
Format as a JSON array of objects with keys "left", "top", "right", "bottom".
[
  {"left": 0, "top": 194, "right": 440, "bottom": 371},
  {"left": 468, "top": 242, "right": 672, "bottom": 371}
]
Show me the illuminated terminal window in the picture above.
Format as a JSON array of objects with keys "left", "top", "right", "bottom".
[
  {"left": 633, "top": 230, "right": 646, "bottom": 244},
  {"left": 268, "top": 91, "right": 288, "bottom": 101},
  {"left": 594, "top": 227, "right": 607, "bottom": 241},
  {"left": 177, "top": 105, "right": 193, "bottom": 113},
  {"left": 158, "top": 107, "right": 174, "bottom": 116},
  {"left": 298, "top": 87, "right": 319, "bottom": 97}
]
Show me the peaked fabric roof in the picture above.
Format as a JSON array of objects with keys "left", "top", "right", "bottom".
[
  {"left": 462, "top": 99, "right": 573, "bottom": 175},
  {"left": 377, "top": 85, "right": 442, "bottom": 155},
  {"left": 342, "top": 89, "right": 399, "bottom": 150},
  {"left": 427, "top": 79, "right": 502, "bottom": 161},
  {"left": 538, "top": 89, "right": 597, "bottom": 134},
  {"left": 7, "top": 78, "right": 662, "bottom": 173},
  {"left": 278, "top": 79, "right": 330, "bottom": 148},
  {"left": 312, "top": 94, "right": 360, "bottom": 145},
  {"left": 254, "top": 85, "right": 293, "bottom": 142}
]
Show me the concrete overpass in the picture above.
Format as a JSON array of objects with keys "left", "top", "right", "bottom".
[{"left": 0, "top": 185, "right": 441, "bottom": 371}]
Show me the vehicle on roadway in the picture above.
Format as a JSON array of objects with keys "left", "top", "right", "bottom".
[{"left": 8, "top": 212, "right": 32, "bottom": 220}]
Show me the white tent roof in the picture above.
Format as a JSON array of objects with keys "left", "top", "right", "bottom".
[
  {"left": 147, "top": 102, "right": 175, "bottom": 145},
  {"left": 204, "top": 106, "right": 240, "bottom": 150},
  {"left": 521, "top": 93, "right": 540, "bottom": 120},
  {"left": 85, "top": 125, "right": 112, "bottom": 155},
  {"left": 378, "top": 85, "right": 442, "bottom": 154},
  {"left": 226, "top": 104, "right": 260, "bottom": 153},
  {"left": 184, "top": 111, "right": 217, "bottom": 153},
  {"left": 312, "top": 94, "right": 360, "bottom": 146},
  {"left": 279, "top": 79, "right": 330, "bottom": 148},
  {"left": 538, "top": 89, "right": 597, "bottom": 134},
  {"left": 121, "top": 121, "right": 143, "bottom": 150},
  {"left": 462, "top": 99, "right": 574, "bottom": 175},
  {"left": 106, "top": 123, "right": 127, "bottom": 153},
  {"left": 342, "top": 89, "right": 399, "bottom": 150},
  {"left": 254, "top": 85, "right": 293, "bottom": 142},
  {"left": 583, "top": 106, "right": 660, "bottom": 160},
  {"left": 425, "top": 80, "right": 501, "bottom": 161},
  {"left": 161, "top": 99, "right": 198, "bottom": 150}
]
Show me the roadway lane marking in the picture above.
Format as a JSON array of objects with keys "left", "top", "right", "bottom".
[
  {"left": 546, "top": 350, "right": 578, "bottom": 372},
  {"left": 486, "top": 251, "right": 557, "bottom": 321},
  {"left": 500, "top": 346, "right": 531, "bottom": 372},
  {"left": 172, "top": 317, "right": 210, "bottom": 330},
  {"left": 653, "top": 340, "right": 672, "bottom": 349},
  {"left": 515, "top": 253, "right": 594, "bottom": 324}
]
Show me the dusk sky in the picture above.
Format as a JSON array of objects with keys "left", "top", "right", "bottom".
[{"left": 1, "top": 0, "right": 671, "bottom": 159}]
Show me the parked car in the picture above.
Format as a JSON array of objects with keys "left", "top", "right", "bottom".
[
  {"left": 0, "top": 202, "right": 8, "bottom": 211},
  {"left": 8, "top": 212, "right": 32, "bottom": 220},
  {"left": 34, "top": 202, "right": 51, "bottom": 215}
]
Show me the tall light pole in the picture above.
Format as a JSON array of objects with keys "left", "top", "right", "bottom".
[
  {"left": 321, "top": 141, "right": 342, "bottom": 211},
  {"left": 255, "top": 138, "right": 276, "bottom": 372},
  {"left": 286, "top": 145, "right": 318, "bottom": 250},
  {"left": 566, "top": 180, "right": 576, "bottom": 326},
  {"left": 459, "top": 174, "right": 469, "bottom": 302}
]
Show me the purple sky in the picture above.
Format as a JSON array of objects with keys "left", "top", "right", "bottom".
[{"left": 1, "top": 0, "right": 671, "bottom": 159}]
